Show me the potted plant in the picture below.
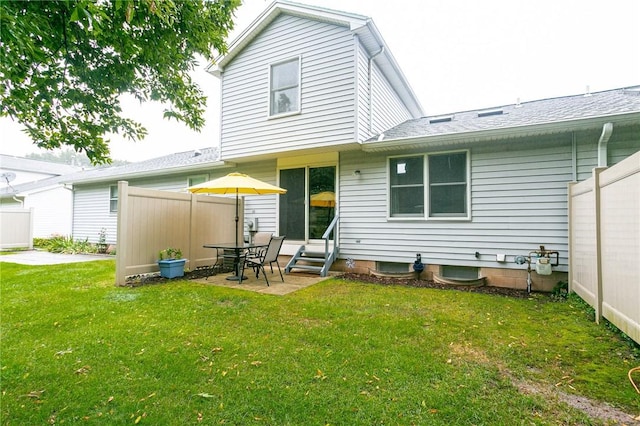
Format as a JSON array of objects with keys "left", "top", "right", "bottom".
[{"left": 158, "top": 248, "right": 186, "bottom": 278}]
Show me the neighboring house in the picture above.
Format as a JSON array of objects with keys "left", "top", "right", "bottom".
[
  {"left": 0, "top": 154, "right": 80, "bottom": 187},
  {"left": 66, "top": 147, "right": 222, "bottom": 246},
  {"left": 0, "top": 155, "right": 81, "bottom": 238},
  {"left": 69, "top": 1, "right": 640, "bottom": 290}
]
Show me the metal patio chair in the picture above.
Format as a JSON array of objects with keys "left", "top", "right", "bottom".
[{"left": 242, "top": 235, "right": 286, "bottom": 286}]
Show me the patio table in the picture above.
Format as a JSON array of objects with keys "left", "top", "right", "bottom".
[{"left": 204, "top": 242, "right": 268, "bottom": 282}]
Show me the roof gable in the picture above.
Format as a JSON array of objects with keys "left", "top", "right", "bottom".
[{"left": 209, "top": 0, "right": 423, "bottom": 117}]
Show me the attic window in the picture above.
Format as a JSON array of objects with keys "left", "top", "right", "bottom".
[
  {"left": 477, "top": 109, "right": 503, "bottom": 118},
  {"left": 429, "top": 115, "right": 453, "bottom": 124}
]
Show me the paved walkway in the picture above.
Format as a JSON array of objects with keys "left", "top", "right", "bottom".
[{"left": 0, "top": 250, "right": 112, "bottom": 265}]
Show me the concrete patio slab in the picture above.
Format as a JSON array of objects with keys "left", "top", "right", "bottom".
[
  {"left": 0, "top": 250, "right": 112, "bottom": 265},
  {"left": 191, "top": 269, "right": 334, "bottom": 295}
]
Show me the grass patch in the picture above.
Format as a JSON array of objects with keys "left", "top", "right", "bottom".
[{"left": 1, "top": 260, "right": 639, "bottom": 425}]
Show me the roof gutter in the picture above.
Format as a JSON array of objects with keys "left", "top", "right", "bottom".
[
  {"left": 362, "top": 112, "right": 639, "bottom": 152},
  {"left": 597, "top": 122, "right": 613, "bottom": 167},
  {"left": 64, "top": 161, "right": 232, "bottom": 185}
]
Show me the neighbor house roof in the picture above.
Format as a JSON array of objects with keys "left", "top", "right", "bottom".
[
  {"left": 208, "top": 0, "right": 424, "bottom": 118},
  {"left": 63, "top": 147, "right": 222, "bottom": 185},
  {"left": 0, "top": 154, "right": 81, "bottom": 176},
  {"left": 364, "top": 86, "right": 640, "bottom": 152},
  {"left": 0, "top": 174, "right": 71, "bottom": 198}
]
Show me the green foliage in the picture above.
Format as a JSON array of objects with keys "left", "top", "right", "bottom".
[
  {"left": 32, "top": 237, "right": 50, "bottom": 248},
  {"left": 45, "top": 234, "right": 96, "bottom": 254},
  {"left": 551, "top": 279, "right": 569, "bottom": 300},
  {"left": 96, "top": 227, "right": 108, "bottom": 254},
  {"left": 0, "top": 0, "right": 240, "bottom": 164},
  {"left": 36, "top": 234, "right": 113, "bottom": 254},
  {"left": 158, "top": 247, "right": 182, "bottom": 260},
  {"left": 1, "top": 264, "right": 638, "bottom": 424}
]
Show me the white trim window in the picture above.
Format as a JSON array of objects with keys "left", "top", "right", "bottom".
[
  {"left": 389, "top": 156, "right": 424, "bottom": 217},
  {"left": 188, "top": 175, "right": 208, "bottom": 187},
  {"left": 389, "top": 150, "right": 470, "bottom": 220},
  {"left": 269, "top": 57, "right": 300, "bottom": 117},
  {"left": 109, "top": 185, "right": 118, "bottom": 213}
]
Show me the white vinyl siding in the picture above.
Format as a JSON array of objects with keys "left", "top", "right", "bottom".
[
  {"left": 73, "top": 185, "right": 118, "bottom": 244},
  {"left": 220, "top": 15, "right": 356, "bottom": 159},
  {"left": 575, "top": 126, "right": 640, "bottom": 180},
  {"left": 338, "top": 135, "right": 574, "bottom": 271},
  {"left": 25, "top": 187, "right": 73, "bottom": 238},
  {"left": 355, "top": 43, "right": 370, "bottom": 141},
  {"left": 355, "top": 40, "right": 411, "bottom": 141},
  {"left": 368, "top": 60, "right": 411, "bottom": 135}
]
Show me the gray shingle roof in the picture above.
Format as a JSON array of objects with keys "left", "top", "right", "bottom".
[
  {"left": 1, "top": 147, "right": 220, "bottom": 196},
  {"left": 64, "top": 147, "right": 220, "bottom": 185},
  {"left": 373, "top": 86, "right": 640, "bottom": 142}
]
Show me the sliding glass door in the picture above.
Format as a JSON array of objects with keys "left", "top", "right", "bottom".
[{"left": 279, "top": 166, "right": 335, "bottom": 242}]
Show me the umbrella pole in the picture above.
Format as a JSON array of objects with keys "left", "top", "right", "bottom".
[{"left": 235, "top": 190, "right": 239, "bottom": 247}]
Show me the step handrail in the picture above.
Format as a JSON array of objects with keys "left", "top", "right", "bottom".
[{"left": 321, "top": 214, "right": 339, "bottom": 275}]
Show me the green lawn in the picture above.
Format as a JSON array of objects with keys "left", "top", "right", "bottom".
[{"left": 1, "top": 260, "right": 638, "bottom": 425}]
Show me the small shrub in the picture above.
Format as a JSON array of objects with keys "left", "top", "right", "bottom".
[
  {"left": 551, "top": 280, "right": 568, "bottom": 300},
  {"left": 33, "top": 237, "right": 49, "bottom": 248},
  {"left": 97, "top": 228, "right": 108, "bottom": 254},
  {"left": 159, "top": 248, "right": 182, "bottom": 260},
  {"left": 45, "top": 235, "right": 96, "bottom": 254}
]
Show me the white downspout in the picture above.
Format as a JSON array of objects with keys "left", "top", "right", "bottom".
[
  {"left": 368, "top": 46, "right": 385, "bottom": 134},
  {"left": 597, "top": 122, "right": 613, "bottom": 167}
]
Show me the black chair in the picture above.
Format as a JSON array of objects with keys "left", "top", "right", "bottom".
[{"left": 242, "top": 235, "right": 285, "bottom": 286}]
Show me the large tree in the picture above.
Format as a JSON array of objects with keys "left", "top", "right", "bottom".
[{"left": 0, "top": 0, "right": 239, "bottom": 164}]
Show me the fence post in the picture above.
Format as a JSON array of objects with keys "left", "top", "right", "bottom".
[
  {"left": 567, "top": 182, "right": 575, "bottom": 294},
  {"left": 189, "top": 192, "right": 198, "bottom": 272},
  {"left": 592, "top": 167, "right": 606, "bottom": 324},
  {"left": 115, "top": 181, "right": 129, "bottom": 286}
]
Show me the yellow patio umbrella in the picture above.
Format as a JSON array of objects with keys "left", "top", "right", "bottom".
[
  {"left": 187, "top": 172, "right": 287, "bottom": 246},
  {"left": 310, "top": 191, "right": 335, "bottom": 208}
]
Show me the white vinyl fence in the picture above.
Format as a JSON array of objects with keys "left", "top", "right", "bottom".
[
  {"left": 115, "top": 181, "right": 241, "bottom": 285},
  {"left": 568, "top": 151, "right": 640, "bottom": 344},
  {"left": 0, "top": 208, "right": 33, "bottom": 250}
]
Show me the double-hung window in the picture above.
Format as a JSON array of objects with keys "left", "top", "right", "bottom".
[
  {"left": 269, "top": 57, "right": 300, "bottom": 116},
  {"left": 389, "top": 151, "right": 470, "bottom": 219},
  {"left": 428, "top": 152, "right": 468, "bottom": 217},
  {"left": 389, "top": 156, "right": 424, "bottom": 217},
  {"left": 109, "top": 185, "right": 118, "bottom": 213}
]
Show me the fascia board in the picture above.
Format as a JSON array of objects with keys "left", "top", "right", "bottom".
[
  {"left": 65, "top": 161, "right": 232, "bottom": 185},
  {"left": 363, "top": 112, "right": 640, "bottom": 152}
]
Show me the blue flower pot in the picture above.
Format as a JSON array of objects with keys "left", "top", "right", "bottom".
[{"left": 158, "top": 259, "right": 186, "bottom": 278}]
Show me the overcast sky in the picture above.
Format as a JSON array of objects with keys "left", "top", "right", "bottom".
[{"left": 1, "top": 0, "right": 638, "bottom": 162}]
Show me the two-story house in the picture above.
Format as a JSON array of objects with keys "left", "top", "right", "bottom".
[{"left": 67, "top": 1, "right": 640, "bottom": 290}]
